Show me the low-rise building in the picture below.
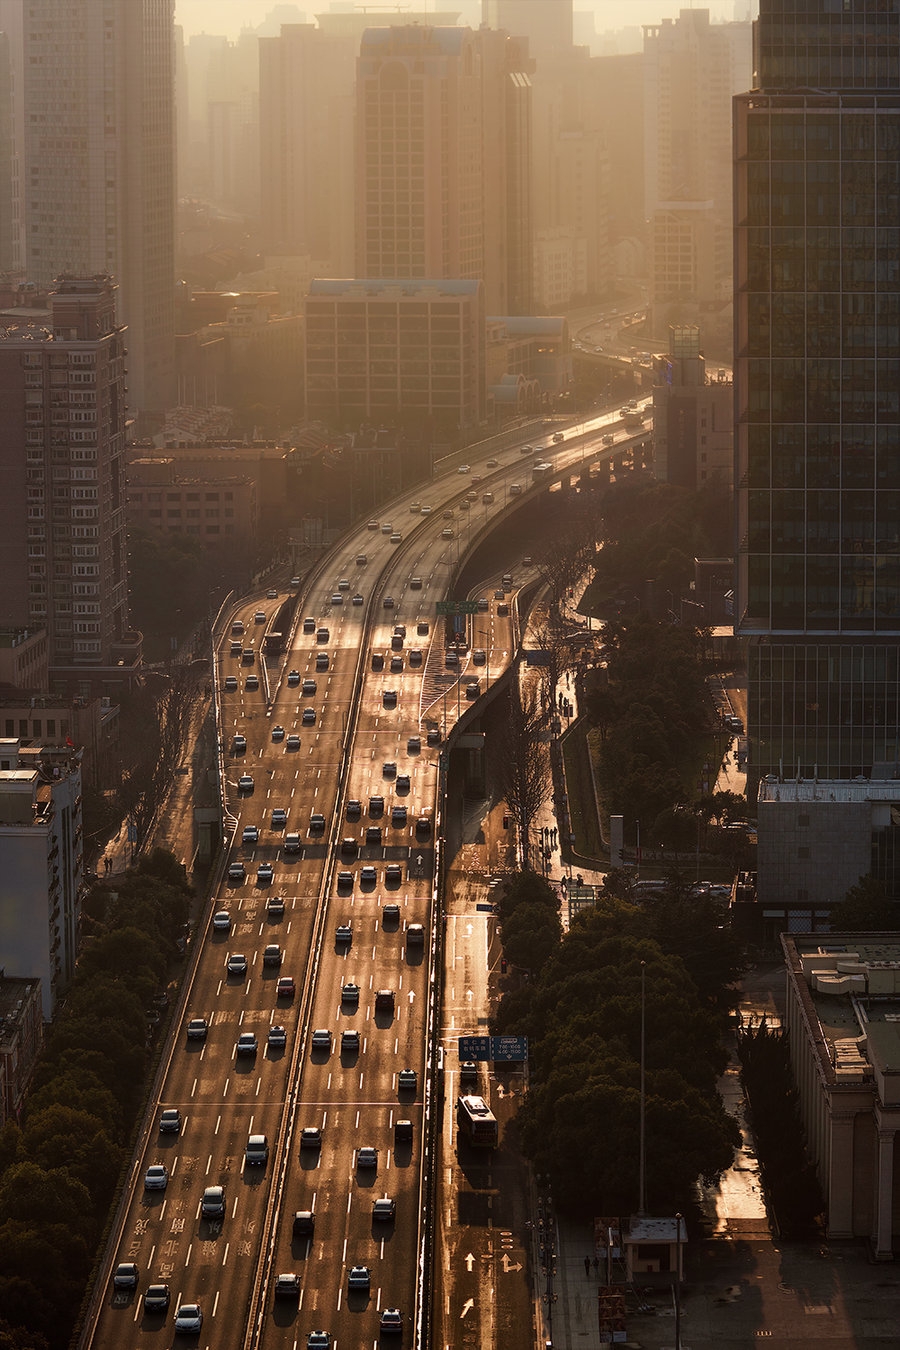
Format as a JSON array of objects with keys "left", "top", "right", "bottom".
[
  {"left": 757, "top": 777, "right": 900, "bottom": 925},
  {"left": 0, "top": 695, "right": 119, "bottom": 789},
  {"left": 127, "top": 458, "right": 257, "bottom": 545},
  {"left": 783, "top": 933, "right": 900, "bottom": 1256},
  {"left": 0, "top": 976, "right": 43, "bottom": 1123},
  {"left": 0, "top": 741, "right": 84, "bottom": 1018}
]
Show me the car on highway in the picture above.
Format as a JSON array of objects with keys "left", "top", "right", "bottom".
[
  {"left": 381, "top": 1308, "right": 403, "bottom": 1334},
  {"left": 267, "top": 896, "right": 286, "bottom": 918},
  {"left": 375, "top": 988, "right": 395, "bottom": 1012},
  {"left": 356, "top": 553, "right": 368, "bottom": 565},
  {"left": 427, "top": 727, "right": 441, "bottom": 746},
  {"left": 316, "top": 652, "right": 329, "bottom": 670},
  {"left": 486, "top": 457, "right": 499, "bottom": 467},
  {"left": 472, "top": 648, "right": 486, "bottom": 665},
  {"left": 367, "top": 519, "right": 379, "bottom": 530},
  {"left": 390, "top": 654, "right": 403, "bottom": 672},
  {"left": 287, "top": 669, "right": 301, "bottom": 685},
  {"left": 201, "top": 1185, "right": 226, "bottom": 1218},
  {"left": 391, "top": 805, "right": 408, "bottom": 827},
  {"left": 268, "top": 1024, "right": 287, "bottom": 1050},
  {"left": 159, "top": 1108, "right": 181, "bottom": 1134},
  {"left": 277, "top": 975, "right": 295, "bottom": 999},
  {"left": 267, "top": 587, "right": 278, "bottom": 599},
  {"left": 253, "top": 610, "right": 266, "bottom": 624},
  {"left": 407, "top": 735, "right": 421, "bottom": 753},
  {"left": 232, "top": 734, "right": 246, "bottom": 754},
  {"left": 356, "top": 1146, "right": 378, "bottom": 1169},
  {"left": 227, "top": 953, "right": 248, "bottom": 977},
  {"left": 381, "top": 522, "right": 393, "bottom": 534},
  {"left": 383, "top": 689, "right": 398, "bottom": 709},
  {"left": 466, "top": 680, "right": 480, "bottom": 700},
  {"left": 346, "top": 798, "right": 362, "bottom": 819},
  {"left": 300, "top": 1126, "right": 322, "bottom": 1150},
  {"left": 292, "top": 1209, "right": 315, "bottom": 1238},
  {"left": 212, "top": 910, "right": 231, "bottom": 931},
  {"left": 291, "top": 576, "right": 301, "bottom": 587},
  {"left": 242, "top": 823, "right": 259, "bottom": 845},
  {"left": 263, "top": 943, "right": 282, "bottom": 967},
  {"left": 271, "top": 724, "right": 284, "bottom": 741},
  {"left": 382, "top": 760, "right": 396, "bottom": 778},
  {"left": 113, "top": 1262, "right": 140, "bottom": 1290},
  {"left": 342, "top": 981, "right": 360, "bottom": 1006},
  {"left": 457, "top": 464, "right": 470, "bottom": 474},
  {"left": 383, "top": 595, "right": 395, "bottom": 608},
  {"left": 284, "top": 831, "right": 301, "bottom": 854},
  {"left": 348, "top": 1265, "right": 371, "bottom": 1291},
  {"left": 372, "top": 1196, "right": 396, "bottom": 1222},
  {"left": 286, "top": 734, "right": 301, "bottom": 751},
  {"left": 302, "top": 677, "right": 317, "bottom": 695},
  {"left": 309, "top": 812, "right": 326, "bottom": 834},
  {"left": 238, "top": 774, "right": 254, "bottom": 792},
  {"left": 398, "top": 1068, "right": 417, "bottom": 1093},
  {"left": 274, "top": 1273, "right": 301, "bottom": 1301},
  {"left": 335, "top": 922, "right": 352, "bottom": 945},
  {"left": 173, "top": 1303, "right": 203, "bottom": 1334},
  {"left": 143, "top": 1283, "right": 170, "bottom": 1313},
  {"left": 460, "top": 1060, "right": 478, "bottom": 1083},
  {"left": 360, "top": 865, "right": 377, "bottom": 885},
  {"left": 236, "top": 1031, "right": 258, "bottom": 1056},
  {"left": 337, "top": 869, "right": 354, "bottom": 892},
  {"left": 311, "top": 1028, "right": 332, "bottom": 1053},
  {"left": 302, "top": 707, "right": 316, "bottom": 724},
  {"left": 409, "top": 647, "right": 422, "bottom": 667},
  {"left": 441, "top": 526, "right": 453, "bottom": 539},
  {"left": 369, "top": 794, "right": 384, "bottom": 816},
  {"left": 352, "top": 592, "right": 364, "bottom": 605},
  {"left": 186, "top": 1017, "right": 208, "bottom": 1041},
  {"left": 407, "top": 922, "right": 426, "bottom": 945},
  {"left": 144, "top": 1163, "right": 168, "bottom": 1191},
  {"left": 330, "top": 593, "right": 343, "bottom": 605},
  {"left": 303, "top": 617, "right": 316, "bottom": 633},
  {"left": 415, "top": 817, "right": 431, "bottom": 837},
  {"left": 307, "top": 1333, "right": 331, "bottom": 1350},
  {"left": 224, "top": 675, "right": 238, "bottom": 691},
  {"left": 445, "top": 650, "right": 459, "bottom": 666},
  {"left": 365, "top": 825, "right": 382, "bottom": 845},
  {"left": 553, "top": 431, "right": 565, "bottom": 443},
  {"left": 396, "top": 773, "right": 410, "bottom": 792},
  {"left": 245, "top": 1133, "right": 269, "bottom": 1166},
  {"left": 257, "top": 862, "right": 274, "bottom": 884},
  {"left": 383, "top": 902, "right": 401, "bottom": 922},
  {"left": 271, "top": 807, "right": 288, "bottom": 828},
  {"left": 245, "top": 674, "right": 259, "bottom": 691},
  {"left": 409, "top": 576, "right": 422, "bottom": 590},
  {"left": 316, "top": 626, "right": 329, "bottom": 642}
]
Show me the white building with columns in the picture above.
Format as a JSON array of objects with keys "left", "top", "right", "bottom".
[{"left": 782, "top": 934, "right": 900, "bottom": 1258}]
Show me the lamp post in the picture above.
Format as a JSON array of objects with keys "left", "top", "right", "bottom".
[{"left": 674, "top": 1212, "right": 682, "bottom": 1349}]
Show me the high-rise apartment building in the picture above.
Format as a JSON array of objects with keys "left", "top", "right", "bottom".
[
  {"left": 259, "top": 13, "right": 461, "bottom": 279},
  {"left": 355, "top": 25, "right": 533, "bottom": 315},
  {"left": 0, "top": 276, "right": 139, "bottom": 696},
  {"left": 644, "top": 9, "right": 751, "bottom": 346},
  {"left": 734, "top": 0, "right": 900, "bottom": 790},
  {"left": 17, "top": 0, "right": 175, "bottom": 416}
]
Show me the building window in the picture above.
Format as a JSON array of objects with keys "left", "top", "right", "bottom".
[
  {"left": 47, "top": 719, "right": 55, "bottom": 736},
  {"left": 32, "top": 720, "right": 41, "bottom": 737},
  {"left": 798, "top": 846, "right": 810, "bottom": 860}
]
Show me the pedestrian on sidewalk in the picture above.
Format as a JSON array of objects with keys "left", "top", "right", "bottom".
[{"left": 584, "top": 1255, "right": 591, "bottom": 1277}]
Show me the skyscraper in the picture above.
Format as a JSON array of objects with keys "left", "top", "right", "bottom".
[
  {"left": 0, "top": 276, "right": 139, "bottom": 695},
  {"left": 355, "top": 24, "right": 533, "bottom": 315},
  {"left": 645, "top": 9, "right": 751, "bottom": 346},
  {"left": 734, "top": 0, "right": 900, "bottom": 789},
  {"left": 18, "top": 0, "right": 175, "bottom": 416}
]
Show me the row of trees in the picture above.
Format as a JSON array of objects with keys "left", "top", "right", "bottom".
[
  {"left": 495, "top": 871, "right": 744, "bottom": 1217},
  {"left": 586, "top": 615, "right": 713, "bottom": 833},
  {"left": 0, "top": 851, "right": 192, "bottom": 1348}
]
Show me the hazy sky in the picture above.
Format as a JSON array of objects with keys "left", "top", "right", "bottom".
[{"left": 175, "top": 1, "right": 755, "bottom": 41}]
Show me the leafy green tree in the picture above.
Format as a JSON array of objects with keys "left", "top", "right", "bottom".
[
  {"left": 497, "top": 872, "right": 558, "bottom": 923},
  {"left": 25, "top": 1071, "right": 123, "bottom": 1145},
  {"left": 21, "top": 1106, "right": 123, "bottom": 1211},
  {"left": 501, "top": 901, "right": 562, "bottom": 975},
  {"left": 0, "top": 1315, "right": 49, "bottom": 1350},
  {"left": 827, "top": 874, "right": 897, "bottom": 931}
]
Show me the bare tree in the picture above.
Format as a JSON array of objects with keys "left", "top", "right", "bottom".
[{"left": 496, "top": 684, "right": 550, "bottom": 870}]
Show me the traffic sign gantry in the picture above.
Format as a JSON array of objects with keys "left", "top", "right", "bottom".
[
  {"left": 492, "top": 1035, "right": 528, "bottom": 1062},
  {"left": 436, "top": 600, "right": 480, "bottom": 616},
  {"left": 458, "top": 1035, "right": 491, "bottom": 1061}
]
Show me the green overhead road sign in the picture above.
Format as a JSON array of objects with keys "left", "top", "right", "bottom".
[{"left": 436, "top": 600, "right": 479, "bottom": 616}]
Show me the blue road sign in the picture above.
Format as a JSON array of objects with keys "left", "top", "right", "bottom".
[
  {"left": 458, "top": 1035, "right": 491, "bottom": 1061},
  {"left": 475, "top": 902, "right": 495, "bottom": 912},
  {"left": 491, "top": 1035, "right": 528, "bottom": 1062}
]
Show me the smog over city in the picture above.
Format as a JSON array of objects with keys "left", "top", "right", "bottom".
[{"left": 1, "top": 2, "right": 898, "bottom": 1350}]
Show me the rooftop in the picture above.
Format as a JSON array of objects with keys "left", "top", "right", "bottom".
[{"left": 759, "top": 777, "right": 900, "bottom": 805}]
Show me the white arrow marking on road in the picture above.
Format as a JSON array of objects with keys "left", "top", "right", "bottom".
[
  {"left": 465, "top": 1252, "right": 475, "bottom": 1272},
  {"left": 416, "top": 854, "right": 424, "bottom": 867},
  {"left": 408, "top": 990, "right": 415, "bottom": 1003},
  {"left": 501, "top": 1254, "right": 523, "bottom": 1274},
  {"left": 460, "top": 1299, "right": 474, "bottom": 1318}
]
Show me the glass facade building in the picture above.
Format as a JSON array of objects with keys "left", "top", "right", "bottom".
[{"left": 734, "top": 0, "right": 900, "bottom": 787}]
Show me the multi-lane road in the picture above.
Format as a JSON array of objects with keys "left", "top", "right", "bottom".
[{"left": 85, "top": 406, "right": 649, "bottom": 1350}]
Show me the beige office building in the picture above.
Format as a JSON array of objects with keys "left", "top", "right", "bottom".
[{"left": 355, "top": 25, "right": 533, "bottom": 315}]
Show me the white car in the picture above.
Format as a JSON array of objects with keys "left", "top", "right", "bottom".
[{"left": 144, "top": 1164, "right": 168, "bottom": 1191}]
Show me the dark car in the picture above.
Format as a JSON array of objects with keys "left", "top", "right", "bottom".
[
  {"left": 201, "top": 1185, "right": 226, "bottom": 1219},
  {"left": 292, "top": 1209, "right": 315, "bottom": 1239},
  {"left": 159, "top": 1108, "right": 181, "bottom": 1134},
  {"left": 112, "top": 1262, "right": 139, "bottom": 1290},
  {"left": 274, "top": 1273, "right": 301, "bottom": 1301},
  {"left": 143, "top": 1283, "right": 170, "bottom": 1313},
  {"left": 186, "top": 1018, "right": 208, "bottom": 1041}
]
